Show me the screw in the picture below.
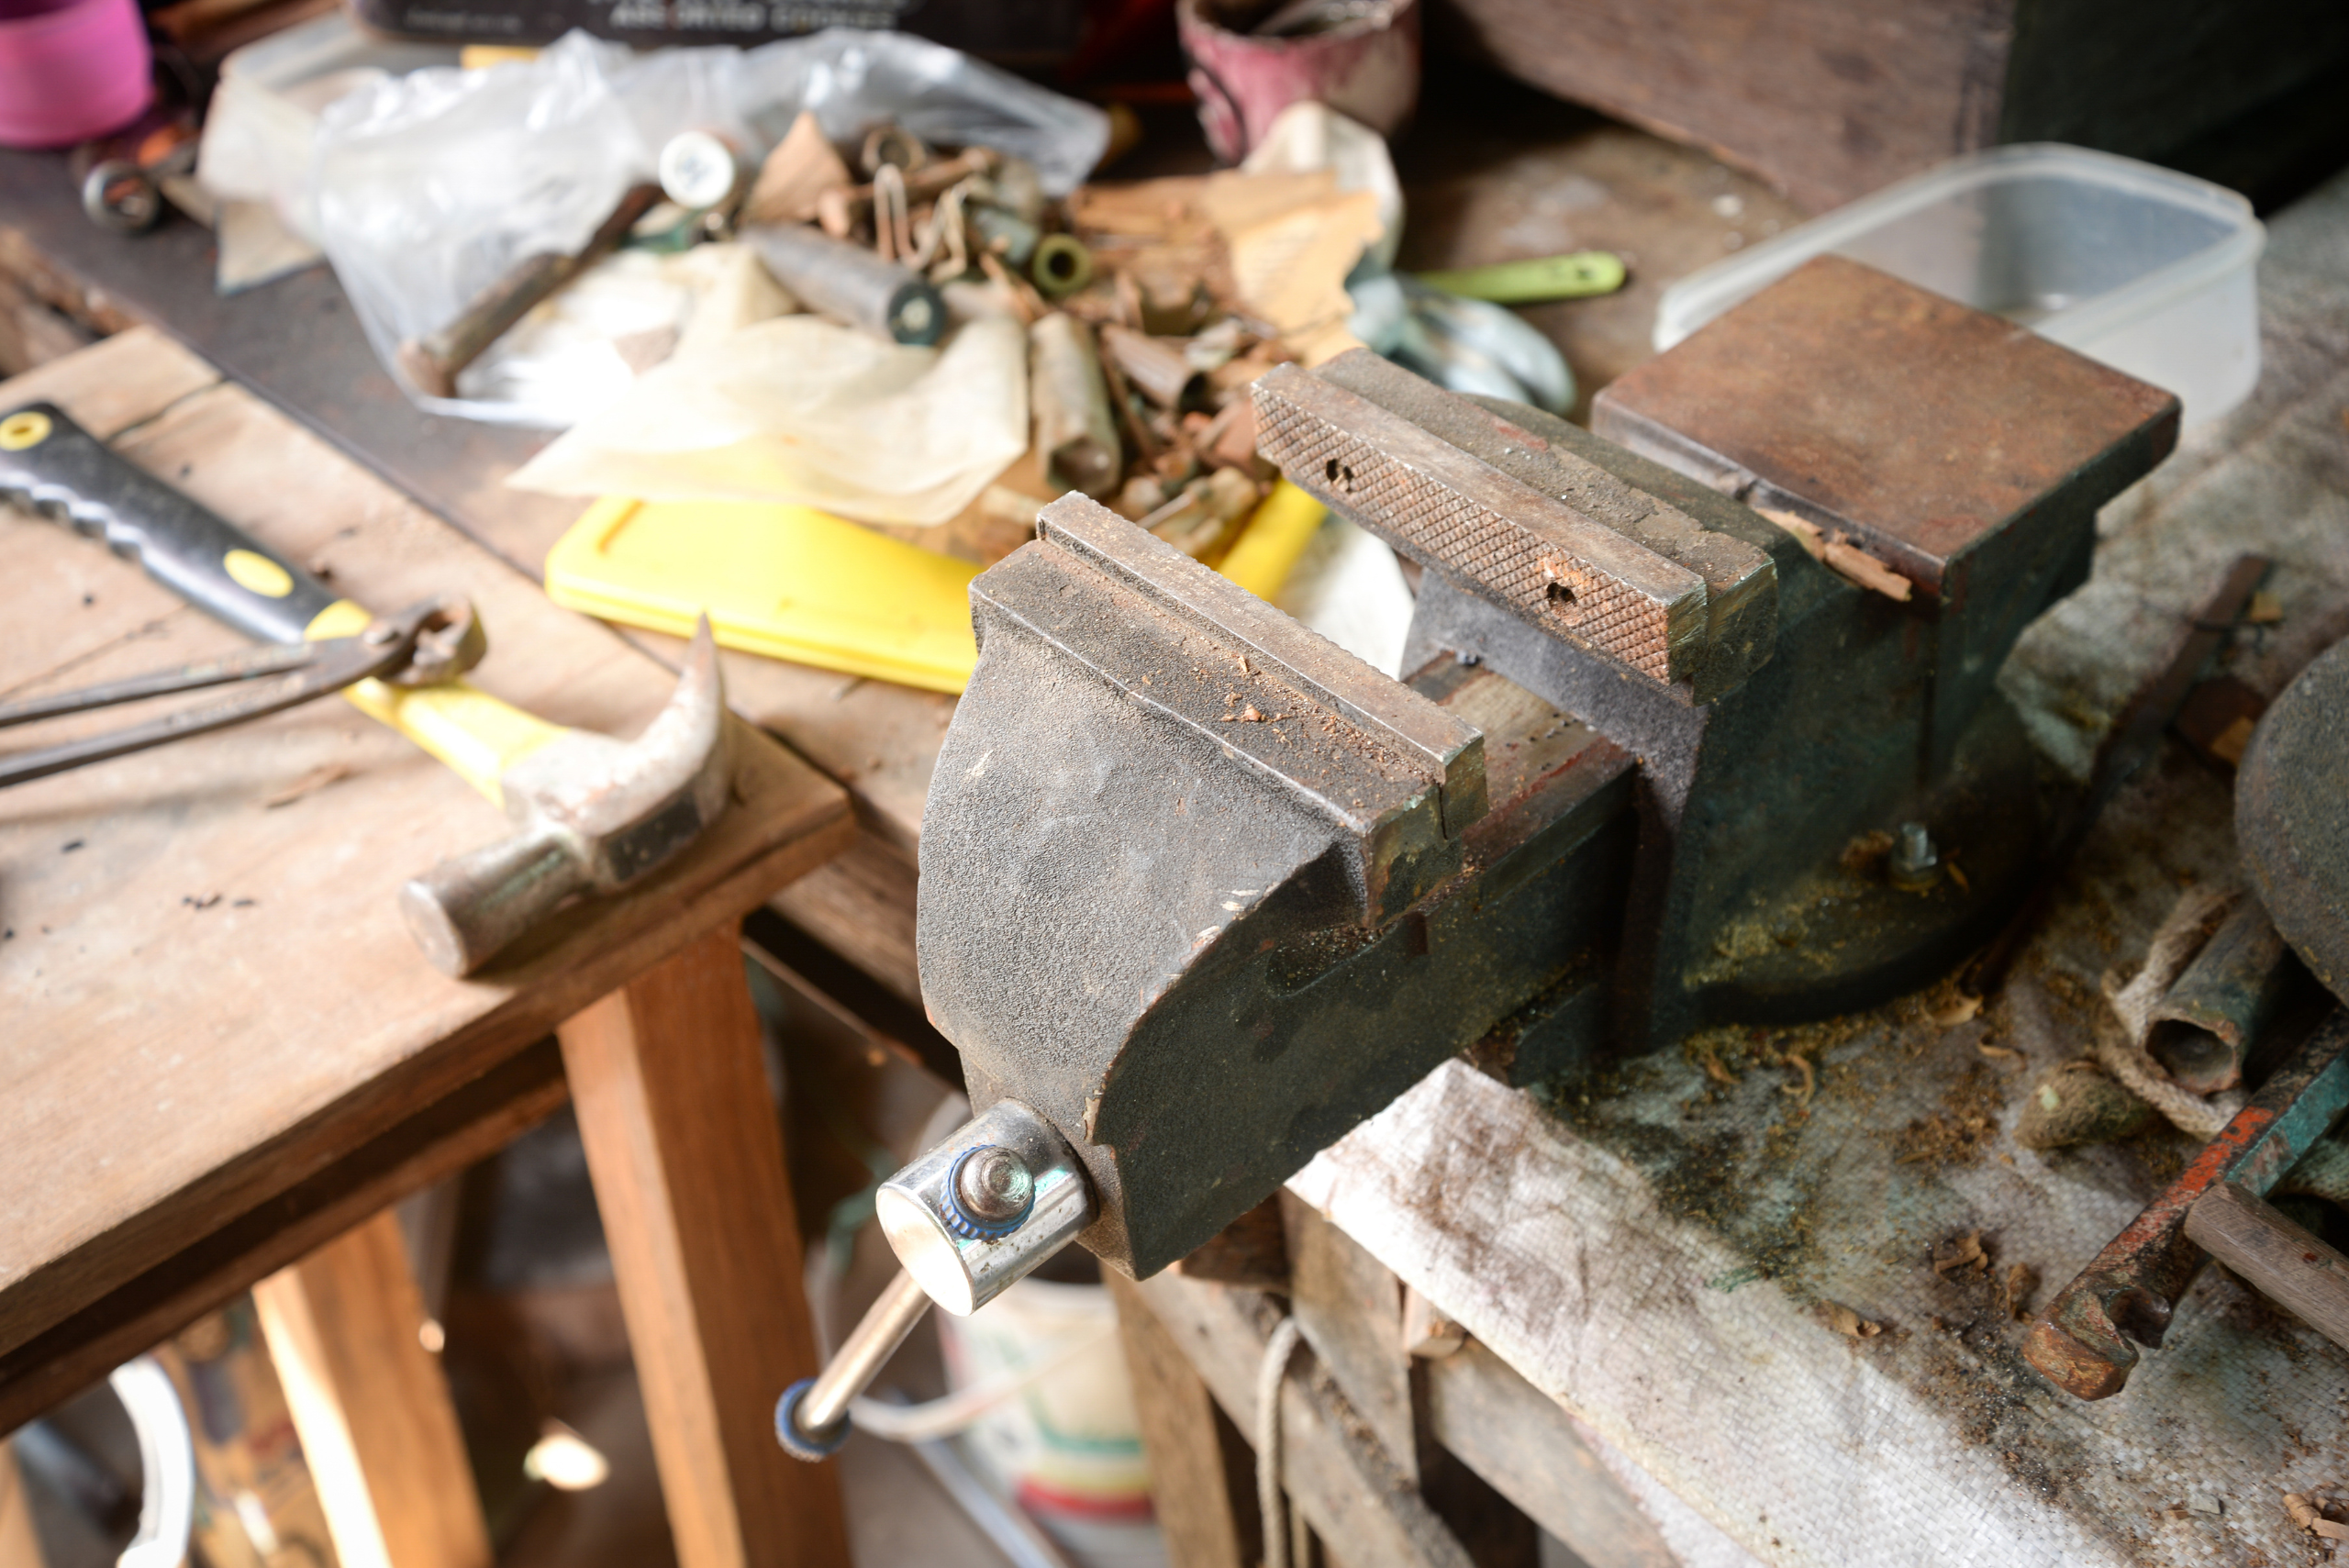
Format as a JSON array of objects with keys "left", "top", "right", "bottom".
[
  {"left": 1889, "top": 821, "right": 1940, "bottom": 892},
  {"left": 954, "top": 1146, "right": 1035, "bottom": 1225}
]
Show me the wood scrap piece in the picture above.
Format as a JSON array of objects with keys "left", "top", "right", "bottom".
[
  {"left": 1823, "top": 1302, "right": 1881, "bottom": 1338},
  {"left": 743, "top": 112, "right": 852, "bottom": 227},
  {"left": 1998, "top": 1262, "right": 2037, "bottom": 1319},
  {"left": 1756, "top": 507, "right": 1913, "bottom": 601},
  {"left": 1932, "top": 1230, "right": 1987, "bottom": 1275}
]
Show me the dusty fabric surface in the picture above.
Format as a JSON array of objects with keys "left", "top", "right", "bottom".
[{"left": 1291, "top": 167, "right": 2349, "bottom": 1568}]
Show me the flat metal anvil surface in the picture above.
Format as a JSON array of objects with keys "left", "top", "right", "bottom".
[{"left": 918, "top": 258, "right": 2179, "bottom": 1282}]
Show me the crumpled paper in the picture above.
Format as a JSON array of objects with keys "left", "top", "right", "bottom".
[{"left": 507, "top": 312, "right": 1028, "bottom": 528}]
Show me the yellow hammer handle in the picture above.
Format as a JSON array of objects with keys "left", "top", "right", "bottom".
[{"left": 307, "top": 600, "right": 564, "bottom": 806}]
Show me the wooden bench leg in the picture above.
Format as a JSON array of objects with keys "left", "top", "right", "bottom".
[
  {"left": 0, "top": 1439, "right": 42, "bottom": 1568},
  {"left": 1107, "top": 1270, "right": 1257, "bottom": 1568},
  {"left": 559, "top": 924, "right": 852, "bottom": 1568},
  {"left": 251, "top": 1209, "right": 493, "bottom": 1568}
]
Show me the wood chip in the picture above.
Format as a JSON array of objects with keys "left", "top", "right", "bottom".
[
  {"left": 2246, "top": 590, "right": 2284, "bottom": 625},
  {"left": 1999, "top": 1262, "right": 2037, "bottom": 1319},
  {"left": 1782, "top": 1052, "right": 1816, "bottom": 1104},
  {"left": 742, "top": 111, "right": 852, "bottom": 227},
  {"left": 2287, "top": 1494, "right": 2321, "bottom": 1529},
  {"left": 2210, "top": 714, "right": 2257, "bottom": 766},
  {"left": 1824, "top": 1302, "right": 1881, "bottom": 1338},
  {"left": 1932, "top": 993, "right": 1983, "bottom": 1027},
  {"left": 1933, "top": 1230, "right": 1987, "bottom": 1275},
  {"left": 1978, "top": 1041, "right": 2022, "bottom": 1062},
  {"left": 2316, "top": 1518, "right": 2349, "bottom": 1541},
  {"left": 1944, "top": 858, "right": 1970, "bottom": 894},
  {"left": 262, "top": 761, "right": 353, "bottom": 808},
  {"left": 1756, "top": 509, "right": 1913, "bottom": 600}
]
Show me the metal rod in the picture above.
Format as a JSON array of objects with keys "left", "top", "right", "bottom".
[{"left": 798, "top": 1269, "right": 933, "bottom": 1437}]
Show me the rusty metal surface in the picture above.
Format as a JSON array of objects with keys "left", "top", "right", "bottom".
[
  {"left": 2024, "top": 1011, "right": 2349, "bottom": 1399},
  {"left": 2147, "top": 898, "right": 2302, "bottom": 1094},
  {"left": 2239, "top": 636, "right": 2349, "bottom": 1000},
  {"left": 1591, "top": 255, "right": 2182, "bottom": 593},
  {"left": 1254, "top": 361, "right": 1709, "bottom": 688}
]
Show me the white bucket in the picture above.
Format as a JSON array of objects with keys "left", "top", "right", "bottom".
[{"left": 936, "top": 1275, "right": 1166, "bottom": 1568}]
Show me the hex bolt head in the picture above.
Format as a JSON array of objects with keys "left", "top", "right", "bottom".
[
  {"left": 1889, "top": 820, "right": 1942, "bottom": 892},
  {"left": 954, "top": 1146, "right": 1035, "bottom": 1225}
]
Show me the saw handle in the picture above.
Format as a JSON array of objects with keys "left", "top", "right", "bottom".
[{"left": 0, "top": 403, "right": 338, "bottom": 645}]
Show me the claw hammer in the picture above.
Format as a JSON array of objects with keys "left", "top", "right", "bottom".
[{"left": 0, "top": 403, "right": 730, "bottom": 975}]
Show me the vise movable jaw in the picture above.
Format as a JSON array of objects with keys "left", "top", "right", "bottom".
[{"left": 896, "top": 256, "right": 2180, "bottom": 1298}]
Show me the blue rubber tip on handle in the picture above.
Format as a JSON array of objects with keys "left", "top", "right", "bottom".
[{"left": 774, "top": 1378, "right": 849, "bottom": 1462}]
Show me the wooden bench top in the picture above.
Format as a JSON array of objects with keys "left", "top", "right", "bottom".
[{"left": 0, "top": 328, "right": 853, "bottom": 1426}]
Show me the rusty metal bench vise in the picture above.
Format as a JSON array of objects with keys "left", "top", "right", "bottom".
[{"left": 776, "top": 256, "right": 2180, "bottom": 1459}]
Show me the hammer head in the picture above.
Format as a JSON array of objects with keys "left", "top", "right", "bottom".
[{"left": 400, "top": 617, "right": 731, "bottom": 975}]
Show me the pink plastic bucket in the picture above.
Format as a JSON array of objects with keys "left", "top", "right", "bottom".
[{"left": 0, "top": 0, "right": 152, "bottom": 150}]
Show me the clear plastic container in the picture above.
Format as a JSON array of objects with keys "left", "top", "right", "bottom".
[{"left": 1654, "top": 144, "right": 2266, "bottom": 428}]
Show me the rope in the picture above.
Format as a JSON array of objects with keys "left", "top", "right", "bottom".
[
  {"left": 1255, "top": 1317, "right": 1307, "bottom": 1568},
  {"left": 2099, "top": 883, "right": 2246, "bottom": 1139}
]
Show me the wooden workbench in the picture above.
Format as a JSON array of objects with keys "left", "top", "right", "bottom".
[
  {"left": 0, "top": 329, "right": 855, "bottom": 1568},
  {"left": 15, "top": 65, "right": 2336, "bottom": 1568}
]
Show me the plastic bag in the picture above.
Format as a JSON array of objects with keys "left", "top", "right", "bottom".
[
  {"left": 311, "top": 28, "right": 1106, "bottom": 425},
  {"left": 505, "top": 312, "right": 1029, "bottom": 527}
]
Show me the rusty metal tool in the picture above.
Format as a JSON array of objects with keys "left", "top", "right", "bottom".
[
  {"left": 2025, "top": 1011, "right": 2349, "bottom": 1398},
  {"left": 395, "top": 182, "right": 662, "bottom": 400},
  {"left": 0, "top": 595, "right": 479, "bottom": 789},
  {"left": 800, "top": 256, "right": 2183, "bottom": 1335},
  {"left": 738, "top": 222, "right": 945, "bottom": 346},
  {"left": 0, "top": 400, "right": 732, "bottom": 976}
]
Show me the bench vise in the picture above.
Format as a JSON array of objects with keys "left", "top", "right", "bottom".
[{"left": 776, "top": 256, "right": 2181, "bottom": 1459}]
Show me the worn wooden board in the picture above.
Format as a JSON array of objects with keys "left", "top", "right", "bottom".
[{"left": 0, "top": 330, "right": 854, "bottom": 1422}]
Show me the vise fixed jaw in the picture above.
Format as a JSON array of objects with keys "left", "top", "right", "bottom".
[
  {"left": 910, "top": 256, "right": 2180, "bottom": 1293},
  {"left": 918, "top": 492, "right": 1632, "bottom": 1277}
]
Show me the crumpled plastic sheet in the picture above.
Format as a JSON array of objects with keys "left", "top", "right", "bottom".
[
  {"left": 506, "top": 311, "right": 1029, "bottom": 528},
  {"left": 312, "top": 28, "right": 1106, "bottom": 425}
]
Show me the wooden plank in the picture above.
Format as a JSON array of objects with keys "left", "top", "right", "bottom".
[
  {"left": 251, "top": 1210, "right": 494, "bottom": 1568},
  {"left": 0, "top": 1037, "right": 567, "bottom": 1433},
  {"left": 1280, "top": 1194, "right": 1415, "bottom": 1484},
  {"left": 0, "top": 334, "right": 853, "bottom": 1397},
  {"left": 558, "top": 926, "right": 851, "bottom": 1568},
  {"left": 1431, "top": 0, "right": 2006, "bottom": 212},
  {"left": 0, "top": 1441, "right": 39, "bottom": 1568},
  {"left": 1421, "top": 1342, "right": 1677, "bottom": 1568},
  {"left": 1130, "top": 1269, "right": 1474, "bottom": 1568},
  {"left": 1106, "top": 1271, "right": 1254, "bottom": 1568}
]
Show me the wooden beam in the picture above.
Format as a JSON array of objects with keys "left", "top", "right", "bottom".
[
  {"left": 1107, "top": 1271, "right": 1255, "bottom": 1568},
  {"left": 559, "top": 925, "right": 850, "bottom": 1568},
  {"left": 0, "top": 1038, "right": 568, "bottom": 1434},
  {"left": 1420, "top": 1342, "right": 1677, "bottom": 1568},
  {"left": 253, "top": 1210, "right": 493, "bottom": 1568},
  {"left": 1130, "top": 1269, "right": 1474, "bottom": 1568}
]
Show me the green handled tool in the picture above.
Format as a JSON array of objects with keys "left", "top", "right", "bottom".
[{"left": 1415, "top": 250, "right": 1627, "bottom": 305}]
